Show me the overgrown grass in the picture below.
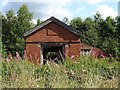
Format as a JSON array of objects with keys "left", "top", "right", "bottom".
[{"left": 0, "top": 56, "right": 119, "bottom": 88}]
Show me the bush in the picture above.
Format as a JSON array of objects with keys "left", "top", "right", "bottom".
[{"left": 1, "top": 56, "right": 119, "bottom": 88}]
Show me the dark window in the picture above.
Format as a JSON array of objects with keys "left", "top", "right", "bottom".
[{"left": 81, "top": 49, "right": 91, "bottom": 56}]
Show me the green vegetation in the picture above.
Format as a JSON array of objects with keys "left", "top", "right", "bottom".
[
  {"left": 1, "top": 4, "right": 120, "bottom": 57},
  {"left": 1, "top": 56, "right": 119, "bottom": 88},
  {"left": 1, "top": 4, "right": 120, "bottom": 88},
  {"left": 1, "top": 4, "right": 33, "bottom": 56},
  {"left": 69, "top": 14, "right": 120, "bottom": 57}
]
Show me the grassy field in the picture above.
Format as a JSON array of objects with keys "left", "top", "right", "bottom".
[{"left": 0, "top": 56, "right": 119, "bottom": 88}]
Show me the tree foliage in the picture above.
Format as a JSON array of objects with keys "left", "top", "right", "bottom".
[
  {"left": 2, "top": 4, "right": 33, "bottom": 56},
  {"left": 1, "top": 4, "right": 120, "bottom": 57},
  {"left": 2, "top": 10, "right": 17, "bottom": 54},
  {"left": 70, "top": 17, "right": 83, "bottom": 31},
  {"left": 36, "top": 19, "right": 43, "bottom": 26},
  {"left": 70, "top": 13, "right": 120, "bottom": 57},
  {"left": 62, "top": 17, "right": 69, "bottom": 25}
]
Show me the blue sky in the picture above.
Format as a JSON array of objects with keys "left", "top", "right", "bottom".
[{"left": 0, "top": 0, "right": 119, "bottom": 24}]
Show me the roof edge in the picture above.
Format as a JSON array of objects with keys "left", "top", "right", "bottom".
[{"left": 23, "top": 16, "right": 81, "bottom": 37}]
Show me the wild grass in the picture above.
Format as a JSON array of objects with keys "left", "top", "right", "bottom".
[{"left": 0, "top": 56, "right": 119, "bottom": 88}]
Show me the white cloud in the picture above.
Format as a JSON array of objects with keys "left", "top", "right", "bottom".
[
  {"left": 86, "top": 0, "right": 119, "bottom": 4},
  {"left": 28, "top": 0, "right": 73, "bottom": 21},
  {"left": 32, "top": 19, "right": 37, "bottom": 24},
  {"left": 36, "top": 0, "right": 72, "bottom": 20},
  {"left": 0, "top": 0, "right": 8, "bottom": 11},
  {"left": 1, "top": 0, "right": 72, "bottom": 20},
  {"left": 8, "top": 0, "right": 70, "bottom": 3},
  {"left": 93, "top": 4, "right": 118, "bottom": 19},
  {"left": 75, "top": 7, "right": 85, "bottom": 14},
  {"left": 1, "top": 0, "right": 8, "bottom": 6},
  {"left": 87, "top": 0, "right": 103, "bottom": 4}
]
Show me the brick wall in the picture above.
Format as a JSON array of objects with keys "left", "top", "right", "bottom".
[
  {"left": 25, "top": 22, "right": 80, "bottom": 42},
  {"left": 25, "top": 43, "right": 40, "bottom": 64},
  {"left": 25, "top": 22, "right": 81, "bottom": 64}
]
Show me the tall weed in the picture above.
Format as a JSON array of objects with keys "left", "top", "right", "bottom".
[{"left": 1, "top": 56, "right": 119, "bottom": 88}]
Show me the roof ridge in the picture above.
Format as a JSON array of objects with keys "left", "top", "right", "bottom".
[{"left": 23, "top": 16, "right": 81, "bottom": 37}]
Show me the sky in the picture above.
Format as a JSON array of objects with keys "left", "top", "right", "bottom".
[
  {"left": 118, "top": 1, "right": 120, "bottom": 16},
  {"left": 0, "top": 0, "right": 120, "bottom": 24}
]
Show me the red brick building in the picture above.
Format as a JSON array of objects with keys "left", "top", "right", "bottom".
[{"left": 23, "top": 17, "right": 102, "bottom": 64}]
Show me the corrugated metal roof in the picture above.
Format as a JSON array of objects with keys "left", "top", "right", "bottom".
[{"left": 23, "top": 16, "right": 81, "bottom": 37}]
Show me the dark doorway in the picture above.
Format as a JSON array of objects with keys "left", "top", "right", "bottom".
[{"left": 42, "top": 45, "right": 64, "bottom": 64}]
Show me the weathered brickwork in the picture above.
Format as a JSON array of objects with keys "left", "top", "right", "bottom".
[{"left": 24, "top": 22, "right": 81, "bottom": 64}]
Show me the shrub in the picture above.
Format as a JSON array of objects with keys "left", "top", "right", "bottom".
[{"left": 1, "top": 56, "right": 119, "bottom": 88}]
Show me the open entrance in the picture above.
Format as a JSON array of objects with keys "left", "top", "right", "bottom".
[{"left": 42, "top": 45, "right": 64, "bottom": 64}]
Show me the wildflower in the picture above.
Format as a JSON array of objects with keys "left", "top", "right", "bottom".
[
  {"left": 109, "top": 54, "right": 112, "bottom": 57},
  {"left": 23, "top": 50, "right": 28, "bottom": 60},
  {"left": 16, "top": 52, "right": 21, "bottom": 61},
  {"left": 8, "top": 52, "right": 13, "bottom": 60},
  {"left": 71, "top": 55, "right": 75, "bottom": 59},
  {"left": 100, "top": 53, "right": 106, "bottom": 58},
  {"left": 6, "top": 58, "right": 10, "bottom": 62}
]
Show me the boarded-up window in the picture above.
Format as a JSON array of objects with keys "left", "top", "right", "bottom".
[{"left": 46, "top": 29, "right": 57, "bottom": 36}]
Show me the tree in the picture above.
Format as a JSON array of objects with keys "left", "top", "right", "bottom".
[
  {"left": 70, "top": 17, "right": 83, "bottom": 32},
  {"left": 115, "top": 16, "right": 120, "bottom": 40},
  {"left": 93, "top": 12, "right": 104, "bottom": 49},
  {"left": 114, "top": 16, "right": 120, "bottom": 57},
  {"left": 0, "top": 12, "right": 2, "bottom": 58},
  {"left": 36, "top": 19, "right": 43, "bottom": 26},
  {"left": 2, "top": 4, "right": 33, "bottom": 56},
  {"left": 16, "top": 4, "right": 33, "bottom": 56},
  {"left": 2, "top": 10, "right": 17, "bottom": 55},
  {"left": 70, "top": 13, "right": 119, "bottom": 57},
  {"left": 37, "top": 19, "right": 41, "bottom": 25},
  {"left": 62, "top": 17, "right": 69, "bottom": 25},
  {"left": 99, "top": 16, "right": 119, "bottom": 56},
  {"left": 94, "top": 13, "right": 119, "bottom": 56},
  {"left": 82, "top": 17, "right": 99, "bottom": 47},
  {"left": 17, "top": 4, "right": 33, "bottom": 36}
]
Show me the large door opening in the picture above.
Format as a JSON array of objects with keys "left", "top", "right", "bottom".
[{"left": 42, "top": 45, "right": 64, "bottom": 64}]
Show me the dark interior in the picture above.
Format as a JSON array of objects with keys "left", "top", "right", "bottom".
[{"left": 43, "top": 46, "right": 64, "bottom": 64}]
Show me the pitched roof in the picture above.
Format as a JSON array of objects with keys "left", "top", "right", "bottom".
[
  {"left": 80, "top": 43, "right": 94, "bottom": 49},
  {"left": 23, "top": 16, "right": 81, "bottom": 37}
]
